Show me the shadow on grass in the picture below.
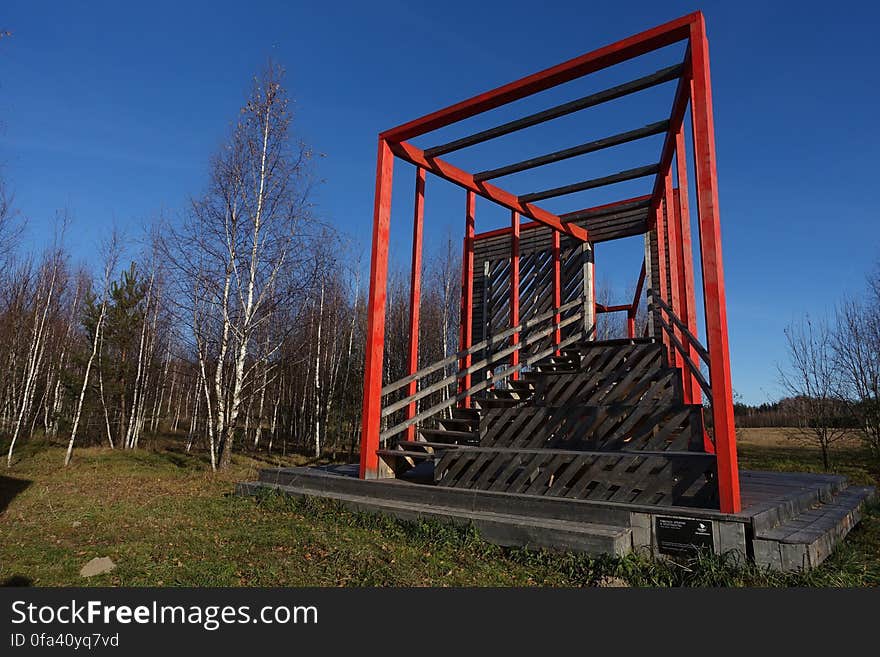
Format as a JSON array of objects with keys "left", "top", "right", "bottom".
[
  {"left": 1, "top": 575, "right": 32, "bottom": 587},
  {"left": 0, "top": 475, "right": 32, "bottom": 514}
]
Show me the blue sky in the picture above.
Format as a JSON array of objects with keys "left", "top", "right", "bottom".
[{"left": 2, "top": 0, "right": 878, "bottom": 404}]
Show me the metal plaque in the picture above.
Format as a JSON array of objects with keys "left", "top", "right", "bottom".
[{"left": 655, "top": 516, "right": 714, "bottom": 556}]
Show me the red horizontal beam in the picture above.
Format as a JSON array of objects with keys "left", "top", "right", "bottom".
[
  {"left": 596, "top": 303, "right": 631, "bottom": 314},
  {"left": 473, "top": 194, "right": 651, "bottom": 242},
  {"left": 390, "top": 140, "right": 589, "bottom": 242},
  {"left": 649, "top": 46, "right": 693, "bottom": 212},
  {"left": 381, "top": 12, "right": 700, "bottom": 143}
]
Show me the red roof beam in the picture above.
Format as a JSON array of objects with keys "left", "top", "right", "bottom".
[
  {"left": 472, "top": 194, "right": 652, "bottom": 241},
  {"left": 389, "top": 140, "right": 590, "bottom": 242},
  {"left": 381, "top": 12, "right": 700, "bottom": 144}
]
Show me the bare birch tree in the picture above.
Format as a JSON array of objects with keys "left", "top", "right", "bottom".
[
  {"left": 66, "top": 231, "right": 121, "bottom": 465},
  {"left": 6, "top": 221, "right": 67, "bottom": 467},
  {"left": 164, "top": 62, "right": 318, "bottom": 468}
]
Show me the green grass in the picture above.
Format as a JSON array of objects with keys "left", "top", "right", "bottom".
[{"left": 0, "top": 438, "right": 878, "bottom": 587}]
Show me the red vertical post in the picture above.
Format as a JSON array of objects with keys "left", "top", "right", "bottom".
[
  {"left": 360, "top": 139, "right": 395, "bottom": 479},
  {"left": 458, "top": 191, "right": 476, "bottom": 408},
  {"left": 675, "top": 126, "right": 702, "bottom": 407},
  {"left": 670, "top": 186, "right": 693, "bottom": 404},
  {"left": 689, "top": 15, "right": 740, "bottom": 512},
  {"left": 627, "top": 314, "right": 635, "bottom": 339},
  {"left": 405, "top": 167, "right": 426, "bottom": 442},
  {"left": 510, "top": 211, "right": 521, "bottom": 380},
  {"left": 552, "top": 230, "right": 561, "bottom": 350},
  {"left": 653, "top": 203, "right": 669, "bottom": 358},
  {"left": 664, "top": 169, "right": 684, "bottom": 375}
]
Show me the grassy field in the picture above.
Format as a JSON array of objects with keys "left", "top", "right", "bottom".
[{"left": 1, "top": 434, "right": 878, "bottom": 587}]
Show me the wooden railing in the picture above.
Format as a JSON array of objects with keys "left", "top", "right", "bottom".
[
  {"left": 647, "top": 288, "right": 712, "bottom": 403},
  {"left": 379, "top": 297, "right": 588, "bottom": 442}
]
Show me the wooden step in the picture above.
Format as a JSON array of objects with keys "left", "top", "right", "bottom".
[
  {"left": 438, "top": 417, "right": 476, "bottom": 432},
  {"left": 398, "top": 440, "right": 463, "bottom": 451},
  {"left": 238, "top": 480, "right": 632, "bottom": 556},
  {"left": 574, "top": 337, "right": 658, "bottom": 349},
  {"left": 475, "top": 403, "right": 704, "bottom": 453},
  {"left": 375, "top": 447, "right": 435, "bottom": 477},
  {"left": 472, "top": 397, "right": 522, "bottom": 409},
  {"left": 250, "top": 465, "right": 633, "bottom": 526},
  {"left": 533, "top": 363, "right": 578, "bottom": 373},
  {"left": 486, "top": 388, "right": 529, "bottom": 400},
  {"left": 744, "top": 471, "right": 849, "bottom": 532},
  {"left": 509, "top": 379, "right": 535, "bottom": 392},
  {"left": 417, "top": 428, "right": 478, "bottom": 444},
  {"left": 453, "top": 408, "right": 481, "bottom": 422},
  {"left": 753, "top": 485, "right": 876, "bottom": 571},
  {"left": 435, "top": 447, "right": 716, "bottom": 506},
  {"left": 377, "top": 447, "right": 435, "bottom": 459}
]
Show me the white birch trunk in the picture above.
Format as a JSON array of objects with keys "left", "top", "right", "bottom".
[
  {"left": 65, "top": 299, "right": 107, "bottom": 465},
  {"left": 7, "top": 256, "right": 59, "bottom": 467}
]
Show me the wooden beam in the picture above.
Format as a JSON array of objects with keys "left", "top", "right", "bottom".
[
  {"left": 360, "top": 139, "right": 394, "bottom": 480},
  {"left": 510, "top": 211, "right": 521, "bottom": 380},
  {"left": 561, "top": 196, "right": 652, "bottom": 223},
  {"left": 381, "top": 13, "right": 698, "bottom": 143},
  {"left": 459, "top": 191, "right": 476, "bottom": 408},
  {"left": 520, "top": 164, "right": 658, "bottom": 204},
  {"left": 474, "top": 121, "right": 669, "bottom": 181},
  {"left": 649, "top": 46, "right": 693, "bottom": 213},
  {"left": 405, "top": 167, "right": 426, "bottom": 442},
  {"left": 675, "top": 123, "right": 702, "bottom": 408},
  {"left": 689, "top": 14, "right": 740, "bottom": 512}
]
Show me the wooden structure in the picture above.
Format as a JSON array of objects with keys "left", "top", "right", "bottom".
[
  {"left": 241, "top": 12, "right": 876, "bottom": 569},
  {"left": 359, "top": 11, "right": 740, "bottom": 512},
  {"left": 239, "top": 465, "right": 875, "bottom": 571}
]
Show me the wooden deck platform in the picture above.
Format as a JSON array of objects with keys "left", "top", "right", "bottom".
[{"left": 237, "top": 465, "right": 875, "bottom": 571}]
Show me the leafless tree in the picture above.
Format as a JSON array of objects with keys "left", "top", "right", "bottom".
[
  {"left": 65, "top": 231, "right": 122, "bottom": 465},
  {"left": 778, "top": 315, "right": 850, "bottom": 469},
  {"left": 835, "top": 291, "right": 880, "bottom": 459},
  {"left": 6, "top": 218, "right": 68, "bottom": 467},
  {"left": 0, "top": 177, "right": 24, "bottom": 268},
  {"left": 164, "top": 62, "right": 319, "bottom": 468}
]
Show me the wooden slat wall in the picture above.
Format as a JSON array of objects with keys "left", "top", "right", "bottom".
[
  {"left": 644, "top": 224, "right": 672, "bottom": 338},
  {"left": 436, "top": 448, "right": 717, "bottom": 507},
  {"left": 433, "top": 341, "right": 717, "bottom": 507},
  {"left": 473, "top": 236, "right": 588, "bottom": 364}
]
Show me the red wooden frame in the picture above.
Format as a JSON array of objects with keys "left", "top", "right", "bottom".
[
  {"left": 359, "top": 11, "right": 741, "bottom": 512},
  {"left": 459, "top": 191, "right": 476, "bottom": 409},
  {"left": 359, "top": 139, "right": 394, "bottom": 479},
  {"left": 405, "top": 167, "right": 426, "bottom": 443},
  {"left": 510, "top": 211, "right": 521, "bottom": 380}
]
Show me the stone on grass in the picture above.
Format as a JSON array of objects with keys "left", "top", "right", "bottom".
[
  {"left": 80, "top": 557, "right": 116, "bottom": 578},
  {"left": 597, "top": 575, "right": 629, "bottom": 588}
]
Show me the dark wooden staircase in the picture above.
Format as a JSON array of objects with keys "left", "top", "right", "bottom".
[{"left": 379, "top": 337, "right": 718, "bottom": 508}]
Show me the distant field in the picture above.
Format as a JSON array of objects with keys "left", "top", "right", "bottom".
[
  {"left": 0, "top": 436, "right": 877, "bottom": 587},
  {"left": 738, "top": 427, "right": 863, "bottom": 448}
]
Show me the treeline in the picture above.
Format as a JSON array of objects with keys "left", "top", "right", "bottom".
[
  {"left": 0, "top": 64, "right": 462, "bottom": 469},
  {"left": 734, "top": 398, "right": 860, "bottom": 429},
  {"left": 772, "top": 264, "right": 880, "bottom": 468}
]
